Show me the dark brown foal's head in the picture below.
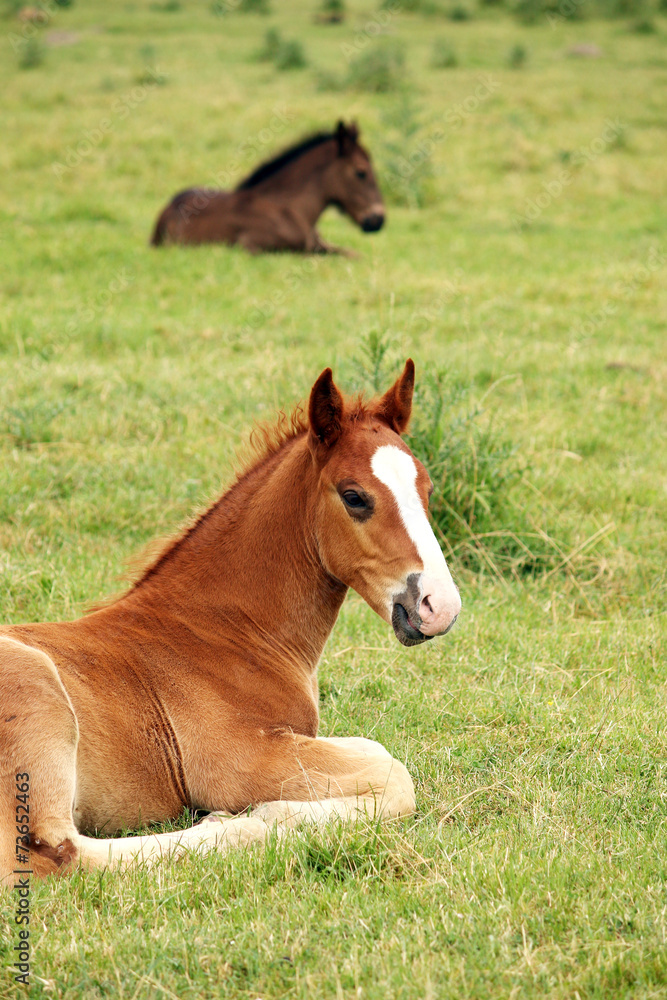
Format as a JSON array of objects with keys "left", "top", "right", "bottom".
[
  {"left": 326, "top": 121, "right": 385, "bottom": 234},
  {"left": 307, "top": 362, "right": 461, "bottom": 647}
]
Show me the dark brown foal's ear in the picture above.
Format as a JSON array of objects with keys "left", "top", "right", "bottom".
[
  {"left": 374, "top": 359, "right": 415, "bottom": 435},
  {"left": 335, "top": 120, "right": 347, "bottom": 155},
  {"left": 309, "top": 368, "right": 345, "bottom": 449},
  {"left": 335, "top": 120, "right": 358, "bottom": 155}
]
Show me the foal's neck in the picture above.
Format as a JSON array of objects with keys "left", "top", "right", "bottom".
[
  {"left": 121, "top": 435, "right": 347, "bottom": 674},
  {"left": 251, "top": 143, "right": 337, "bottom": 225}
]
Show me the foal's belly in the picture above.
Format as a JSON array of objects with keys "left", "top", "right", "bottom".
[{"left": 72, "top": 746, "right": 187, "bottom": 835}]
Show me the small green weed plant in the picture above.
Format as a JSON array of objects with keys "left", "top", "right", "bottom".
[
  {"left": 351, "top": 332, "right": 571, "bottom": 578},
  {"left": 255, "top": 28, "right": 307, "bottom": 69},
  {"left": 345, "top": 42, "right": 407, "bottom": 92}
]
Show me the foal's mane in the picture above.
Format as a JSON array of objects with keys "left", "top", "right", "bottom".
[
  {"left": 236, "top": 131, "right": 335, "bottom": 190},
  {"left": 100, "top": 397, "right": 373, "bottom": 605}
]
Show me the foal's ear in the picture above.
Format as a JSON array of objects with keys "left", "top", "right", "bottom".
[
  {"left": 335, "top": 120, "right": 358, "bottom": 155},
  {"left": 309, "top": 368, "right": 345, "bottom": 449},
  {"left": 374, "top": 359, "right": 415, "bottom": 435}
]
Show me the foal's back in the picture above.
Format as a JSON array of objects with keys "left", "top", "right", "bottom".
[{"left": 151, "top": 188, "right": 237, "bottom": 245}]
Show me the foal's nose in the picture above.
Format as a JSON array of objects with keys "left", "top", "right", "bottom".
[
  {"left": 361, "top": 213, "right": 385, "bottom": 233},
  {"left": 418, "top": 582, "right": 462, "bottom": 637}
]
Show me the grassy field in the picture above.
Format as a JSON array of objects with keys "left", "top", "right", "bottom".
[{"left": 1, "top": 0, "right": 667, "bottom": 996}]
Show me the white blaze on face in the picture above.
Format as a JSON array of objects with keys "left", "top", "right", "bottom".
[{"left": 370, "top": 444, "right": 461, "bottom": 634}]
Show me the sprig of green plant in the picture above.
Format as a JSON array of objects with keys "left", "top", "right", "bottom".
[
  {"left": 350, "top": 332, "right": 566, "bottom": 578},
  {"left": 2, "top": 401, "right": 68, "bottom": 448},
  {"left": 346, "top": 42, "right": 408, "bottom": 93},
  {"left": 378, "top": 94, "right": 437, "bottom": 209}
]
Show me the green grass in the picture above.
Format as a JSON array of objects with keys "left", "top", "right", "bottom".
[{"left": 1, "top": 0, "right": 667, "bottom": 997}]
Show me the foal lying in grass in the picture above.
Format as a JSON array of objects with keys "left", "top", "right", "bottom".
[
  {"left": 0, "top": 361, "right": 460, "bottom": 882},
  {"left": 150, "top": 120, "right": 385, "bottom": 254}
]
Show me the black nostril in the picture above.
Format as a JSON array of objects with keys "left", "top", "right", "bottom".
[{"left": 361, "top": 214, "right": 384, "bottom": 233}]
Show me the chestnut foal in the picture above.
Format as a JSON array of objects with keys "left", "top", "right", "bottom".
[
  {"left": 150, "top": 121, "right": 385, "bottom": 253},
  {"left": 0, "top": 362, "right": 460, "bottom": 884}
]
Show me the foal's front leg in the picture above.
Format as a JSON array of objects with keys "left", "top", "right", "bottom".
[
  {"left": 199, "top": 733, "right": 416, "bottom": 833},
  {"left": 253, "top": 736, "right": 415, "bottom": 829},
  {"left": 310, "top": 231, "right": 358, "bottom": 257},
  {"left": 237, "top": 205, "right": 317, "bottom": 253}
]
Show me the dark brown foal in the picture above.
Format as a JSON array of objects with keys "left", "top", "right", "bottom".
[{"left": 150, "top": 121, "right": 385, "bottom": 254}]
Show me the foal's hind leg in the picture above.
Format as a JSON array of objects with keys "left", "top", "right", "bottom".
[
  {"left": 0, "top": 638, "right": 80, "bottom": 885},
  {"left": 75, "top": 813, "right": 284, "bottom": 871},
  {"left": 0, "top": 639, "right": 278, "bottom": 879}
]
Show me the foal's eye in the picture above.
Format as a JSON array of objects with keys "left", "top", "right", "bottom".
[
  {"left": 343, "top": 491, "right": 366, "bottom": 509},
  {"left": 355, "top": 169, "right": 367, "bottom": 180}
]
